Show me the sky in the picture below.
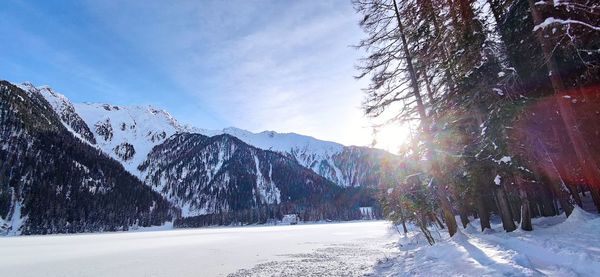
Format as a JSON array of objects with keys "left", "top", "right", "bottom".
[{"left": 0, "top": 0, "right": 408, "bottom": 152}]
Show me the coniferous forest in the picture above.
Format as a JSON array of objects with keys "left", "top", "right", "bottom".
[{"left": 353, "top": 0, "right": 600, "bottom": 243}]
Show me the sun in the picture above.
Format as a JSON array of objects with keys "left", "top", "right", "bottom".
[{"left": 373, "top": 123, "right": 413, "bottom": 154}]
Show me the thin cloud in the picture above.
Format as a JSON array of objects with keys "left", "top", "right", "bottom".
[{"left": 4, "top": 0, "right": 397, "bottom": 149}]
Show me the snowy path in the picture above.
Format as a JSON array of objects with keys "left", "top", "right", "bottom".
[
  {"left": 0, "top": 221, "right": 398, "bottom": 277},
  {"left": 372, "top": 208, "right": 600, "bottom": 277}
]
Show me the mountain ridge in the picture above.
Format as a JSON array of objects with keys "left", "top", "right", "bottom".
[
  {"left": 0, "top": 80, "right": 401, "bottom": 234},
  {"left": 0, "top": 81, "right": 175, "bottom": 235},
  {"left": 21, "top": 82, "right": 398, "bottom": 188}
]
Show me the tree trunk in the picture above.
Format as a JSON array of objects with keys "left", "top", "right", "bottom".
[
  {"left": 590, "top": 186, "right": 600, "bottom": 213},
  {"left": 398, "top": 203, "right": 408, "bottom": 234},
  {"left": 534, "top": 172, "right": 560, "bottom": 216},
  {"left": 429, "top": 213, "right": 446, "bottom": 229},
  {"left": 431, "top": 212, "right": 445, "bottom": 229},
  {"left": 510, "top": 195, "right": 522, "bottom": 224},
  {"left": 472, "top": 113, "right": 492, "bottom": 232},
  {"left": 552, "top": 126, "right": 583, "bottom": 207},
  {"left": 393, "top": 0, "right": 458, "bottom": 236},
  {"left": 528, "top": 0, "right": 600, "bottom": 209},
  {"left": 476, "top": 194, "right": 492, "bottom": 231},
  {"left": 495, "top": 186, "right": 517, "bottom": 232},
  {"left": 458, "top": 204, "right": 470, "bottom": 229},
  {"left": 540, "top": 188, "right": 558, "bottom": 216},
  {"left": 537, "top": 138, "right": 575, "bottom": 216},
  {"left": 516, "top": 176, "right": 533, "bottom": 231},
  {"left": 456, "top": 0, "right": 475, "bottom": 34},
  {"left": 433, "top": 178, "right": 458, "bottom": 236},
  {"left": 446, "top": 0, "right": 462, "bottom": 41},
  {"left": 418, "top": 213, "right": 436, "bottom": 245},
  {"left": 530, "top": 199, "right": 540, "bottom": 218}
]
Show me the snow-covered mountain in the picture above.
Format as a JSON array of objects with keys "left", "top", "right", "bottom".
[
  {"left": 20, "top": 83, "right": 197, "bottom": 175},
  {"left": 19, "top": 83, "right": 98, "bottom": 144},
  {"left": 73, "top": 102, "right": 191, "bottom": 173},
  {"left": 9, "top": 82, "right": 376, "bottom": 220},
  {"left": 22, "top": 82, "right": 398, "bottom": 189},
  {"left": 1, "top": 81, "right": 391, "bottom": 234},
  {"left": 138, "top": 133, "right": 349, "bottom": 218},
  {"left": 219, "top": 127, "right": 344, "bottom": 157},
  {"left": 0, "top": 81, "right": 174, "bottom": 235},
  {"left": 211, "top": 127, "right": 397, "bottom": 188}
]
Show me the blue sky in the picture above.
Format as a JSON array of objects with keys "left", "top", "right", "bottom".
[{"left": 0, "top": 0, "right": 405, "bottom": 151}]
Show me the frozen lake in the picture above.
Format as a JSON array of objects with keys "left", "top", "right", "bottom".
[{"left": 0, "top": 221, "right": 398, "bottom": 277}]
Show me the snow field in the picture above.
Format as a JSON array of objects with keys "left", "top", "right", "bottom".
[
  {"left": 0, "top": 221, "right": 398, "bottom": 277},
  {"left": 2, "top": 207, "right": 600, "bottom": 276},
  {"left": 373, "top": 207, "right": 600, "bottom": 277}
]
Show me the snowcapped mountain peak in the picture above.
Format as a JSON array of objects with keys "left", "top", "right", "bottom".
[
  {"left": 19, "top": 83, "right": 98, "bottom": 144},
  {"left": 207, "top": 127, "right": 391, "bottom": 187},
  {"left": 72, "top": 101, "right": 192, "bottom": 174},
  {"left": 17, "top": 83, "right": 190, "bottom": 175},
  {"left": 17, "top": 81, "right": 37, "bottom": 92},
  {"left": 18, "top": 81, "right": 397, "bottom": 188},
  {"left": 218, "top": 127, "right": 345, "bottom": 155},
  {"left": 77, "top": 102, "right": 185, "bottom": 130}
]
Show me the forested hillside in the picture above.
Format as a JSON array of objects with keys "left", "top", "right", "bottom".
[
  {"left": 1, "top": 80, "right": 385, "bottom": 234},
  {"left": 139, "top": 133, "right": 375, "bottom": 227},
  {"left": 0, "top": 81, "right": 174, "bottom": 235},
  {"left": 353, "top": 0, "right": 600, "bottom": 243}
]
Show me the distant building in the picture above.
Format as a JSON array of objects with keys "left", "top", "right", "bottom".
[
  {"left": 359, "top": 207, "right": 374, "bottom": 220},
  {"left": 282, "top": 214, "right": 300, "bottom": 225}
]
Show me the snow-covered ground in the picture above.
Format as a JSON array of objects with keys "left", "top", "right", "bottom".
[
  {"left": 373, "top": 207, "right": 600, "bottom": 277},
  {"left": 0, "top": 221, "right": 398, "bottom": 277},
  {"left": 2, "top": 210, "right": 599, "bottom": 277}
]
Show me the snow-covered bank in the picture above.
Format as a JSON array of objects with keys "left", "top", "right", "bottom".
[
  {"left": 373, "top": 207, "right": 600, "bottom": 277},
  {"left": 0, "top": 221, "right": 397, "bottom": 277}
]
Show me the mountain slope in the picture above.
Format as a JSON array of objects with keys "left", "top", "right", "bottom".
[
  {"left": 23, "top": 83, "right": 397, "bottom": 189},
  {"left": 18, "top": 83, "right": 98, "bottom": 145},
  {"left": 22, "top": 84, "right": 195, "bottom": 175},
  {"left": 216, "top": 127, "right": 399, "bottom": 188},
  {"left": 7, "top": 81, "right": 378, "bottom": 228},
  {"left": 0, "top": 81, "right": 174, "bottom": 235},
  {"left": 138, "top": 133, "right": 359, "bottom": 221}
]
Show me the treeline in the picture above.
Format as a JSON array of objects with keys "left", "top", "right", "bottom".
[
  {"left": 176, "top": 187, "right": 381, "bottom": 227},
  {"left": 175, "top": 203, "right": 366, "bottom": 227},
  {"left": 353, "top": 0, "right": 599, "bottom": 243}
]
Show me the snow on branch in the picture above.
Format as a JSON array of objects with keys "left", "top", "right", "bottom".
[{"left": 534, "top": 17, "right": 600, "bottom": 32}]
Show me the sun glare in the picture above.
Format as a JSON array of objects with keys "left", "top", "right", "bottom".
[{"left": 374, "top": 123, "right": 413, "bottom": 154}]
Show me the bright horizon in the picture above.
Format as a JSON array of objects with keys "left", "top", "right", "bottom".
[{"left": 0, "top": 0, "right": 409, "bottom": 152}]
